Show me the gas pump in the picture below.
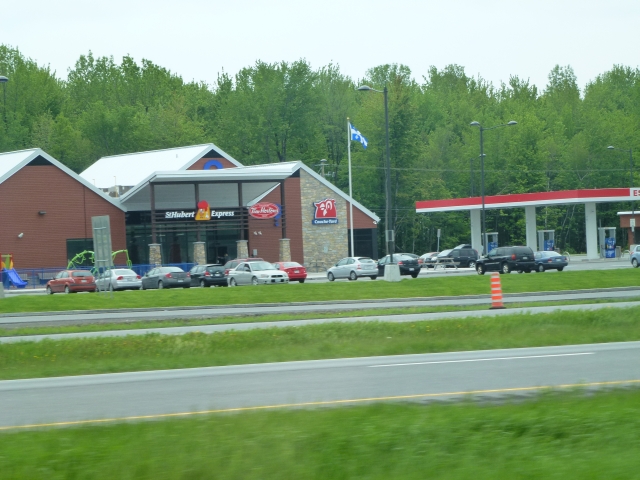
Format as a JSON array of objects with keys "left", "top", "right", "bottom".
[
  {"left": 598, "top": 227, "right": 616, "bottom": 258},
  {"left": 537, "top": 230, "right": 555, "bottom": 251},
  {"left": 485, "top": 232, "right": 498, "bottom": 253}
]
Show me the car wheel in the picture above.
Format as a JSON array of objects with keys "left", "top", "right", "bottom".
[
  {"left": 46, "top": 286, "right": 53, "bottom": 295},
  {"left": 468, "top": 261, "right": 476, "bottom": 270},
  {"left": 557, "top": 267, "right": 564, "bottom": 272},
  {"left": 501, "top": 263, "right": 510, "bottom": 274},
  {"left": 200, "top": 279, "right": 206, "bottom": 288},
  {"left": 370, "top": 276, "right": 377, "bottom": 280},
  {"left": 251, "top": 276, "right": 259, "bottom": 286},
  {"left": 476, "top": 264, "right": 485, "bottom": 275},
  {"left": 327, "top": 272, "right": 335, "bottom": 282},
  {"left": 633, "top": 258, "right": 639, "bottom": 268},
  {"left": 64, "top": 285, "right": 70, "bottom": 294},
  {"left": 158, "top": 281, "right": 164, "bottom": 289},
  {"left": 349, "top": 271, "right": 358, "bottom": 281},
  {"left": 411, "top": 273, "right": 419, "bottom": 278},
  {"left": 299, "top": 279, "right": 305, "bottom": 283},
  {"left": 537, "top": 264, "right": 545, "bottom": 273},
  {"left": 229, "top": 278, "right": 237, "bottom": 287}
]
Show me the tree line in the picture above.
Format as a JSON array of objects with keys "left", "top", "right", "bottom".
[{"left": 1, "top": 44, "right": 639, "bottom": 255}]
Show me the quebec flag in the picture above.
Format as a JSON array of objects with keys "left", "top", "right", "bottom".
[{"left": 349, "top": 122, "right": 368, "bottom": 149}]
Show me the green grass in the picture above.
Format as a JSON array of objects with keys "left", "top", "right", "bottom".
[
  {"left": 2, "top": 307, "right": 640, "bottom": 380},
  {"left": 0, "top": 269, "right": 638, "bottom": 315},
  {"left": 1, "top": 388, "right": 639, "bottom": 479},
  {"left": 3, "top": 295, "right": 640, "bottom": 337}
]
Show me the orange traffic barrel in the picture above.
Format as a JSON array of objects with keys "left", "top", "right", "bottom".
[{"left": 490, "top": 272, "right": 505, "bottom": 309}]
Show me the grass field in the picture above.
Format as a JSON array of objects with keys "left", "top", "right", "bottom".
[
  {"left": 0, "top": 269, "right": 639, "bottom": 314},
  {"left": 1, "top": 388, "right": 639, "bottom": 479},
  {"left": 2, "top": 307, "right": 640, "bottom": 380}
]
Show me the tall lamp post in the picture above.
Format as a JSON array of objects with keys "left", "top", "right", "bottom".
[
  {"left": 608, "top": 145, "right": 635, "bottom": 237},
  {"left": 470, "top": 120, "right": 518, "bottom": 255},
  {"left": 0, "top": 75, "right": 8, "bottom": 125},
  {"left": 357, "top": 85, "right": 395, "bottom": 269}
]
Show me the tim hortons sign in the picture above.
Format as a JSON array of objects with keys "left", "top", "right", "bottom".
[
  {"left": 312, "top": 198, "right": 338, "bottom": 225},
  {"left": 249, "top": 202, "right": 280, "bottom": 219}
]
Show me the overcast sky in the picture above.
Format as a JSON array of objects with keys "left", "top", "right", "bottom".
[{"left": 3, "top": 0, "right": 639, "bottom": 92}]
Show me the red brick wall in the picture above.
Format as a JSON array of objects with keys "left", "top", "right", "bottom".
[
  {"left": 347, "top": 204, "right": 378, "bottom": 229},
  {"left": 246, "top": 177, "right": 303, "bottom": 263},
  {"left": 187, "top": 157, "right": 239, "bottom": 170},
  {"left": 0, "top": 165, "right": 126, "bottom": 269}
]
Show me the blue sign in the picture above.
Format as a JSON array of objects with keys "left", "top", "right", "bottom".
[
  {"left": 605, "top": 237, "right": 616, "bottom": 258},
  {"left": 544, "top": 239, "right": 554, "bottom": 251},
  {"left": 488, "top": 242, "right": 498, "bottom": 252}
]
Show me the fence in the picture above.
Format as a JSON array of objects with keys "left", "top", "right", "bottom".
[{"left": 1, "top": 263, "right": 196, "bottom": 289}]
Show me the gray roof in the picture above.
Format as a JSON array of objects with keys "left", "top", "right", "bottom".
[
  {"left": 0, "top": 148, "right": 125, "bottom": 211},
  {"left": 80, "top": 143, "right": 243, "bottom": 189}
]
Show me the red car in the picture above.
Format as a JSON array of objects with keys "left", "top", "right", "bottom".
[
  {"left": 46, "top": 270, "right": 97, "bottom": 294},
  {"left": 272, "top": 261, "right": 307, "bottom": 283}
]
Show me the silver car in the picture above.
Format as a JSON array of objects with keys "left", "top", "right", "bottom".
[
  {"left": 327, "top": 257, "right": 378, "bottom": 281},
  {"left": 96, "top": 268, "right": 142, "bottom": 291},
  {"left": 227, "top": 261, "right": 289, "bottom": 286}
]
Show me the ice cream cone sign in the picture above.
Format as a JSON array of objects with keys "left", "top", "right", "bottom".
[{"left": 195, "top": 200, "right": 211, "bottom": 221}]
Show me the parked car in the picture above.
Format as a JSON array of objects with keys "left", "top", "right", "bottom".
[
  {"left": 630, "top": 244, "right": 640, "bottom": 267},
  {"left": 327, "top": 257, "right": 378, "bottom": 281},
  {"left": 46, "top": 270, "right": 96, "bottom": 294},
  {"left": 377, "top": 254, "right": 421, "bottom": 278},
  {"left": 437, "top": 245, "right": 479, "bottom": 268},
  {"left": 227, "top": 261, "right": 289, "bottom": 286},
  {"left": 189, "top": 264, "right": 227, "bottom": 287},
  {"left": 223, "top": 257, "right": 264, "bottom": 276},
  {"left": 95, "top": 268, "right": 142, "bottom": 291},
  {"left": 533, "top": 251, "right": 568, "bottom": 272},
  {"left": 419, "top": 252, "right": 439, "bottom": 268},
  {"left": 140, "top": 266, "right": 190, "bottom": 289},
  {"left": 272, "top": 261, "right": 307, "bottom": 283},
  {"left": 476, "top": 246, "right": 536, "bottom": 275}
]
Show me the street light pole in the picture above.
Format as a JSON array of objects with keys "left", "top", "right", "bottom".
[
  {"left": 608, "top": 145, "right": 635, "bottom": 238},
  {"left": 357, "top": 84, "right": 394, "bottom": 264},
  {"left": 0, "top": 75, "right": 8, "bottom": 125},
  {"left": 470, "top": 120, "right": 517, "bottom": 255}
]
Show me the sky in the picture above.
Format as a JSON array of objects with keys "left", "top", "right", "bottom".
[{"left": 3, "top": 0, "right": 640, "bottom": 92}]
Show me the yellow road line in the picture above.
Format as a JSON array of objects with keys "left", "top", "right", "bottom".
[{"left": 2, "top": 379, "right": 639, "bottom": 432}]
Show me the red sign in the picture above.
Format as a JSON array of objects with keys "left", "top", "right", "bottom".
[
  {"left": 313, "top": 198, "right": 338, "bottom": 224},
  {"left": 249, "top": 202, "right": 280, "bottom": 219}
]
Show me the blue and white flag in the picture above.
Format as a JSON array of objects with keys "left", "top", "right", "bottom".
[{"left": 349, "top": 122, "right": 368, "bottom": 149}]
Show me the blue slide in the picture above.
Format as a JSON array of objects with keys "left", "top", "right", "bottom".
[{"left": 3, "top": 268, "right": 27, "bottom": 289}]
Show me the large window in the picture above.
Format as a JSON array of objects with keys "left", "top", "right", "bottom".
[{"left": 66, "top": 238, "right": 94, "bottom": 265}]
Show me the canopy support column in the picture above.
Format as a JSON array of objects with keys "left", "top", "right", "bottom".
[
  {"left": 525, "top": 205, "right": 537, "bottom": 252},
  {"left": 585, "top": 202, "right": 598, "bottom": 259},
  {"left": 470, "top": 210, "right": 482, "bottom": 253}
]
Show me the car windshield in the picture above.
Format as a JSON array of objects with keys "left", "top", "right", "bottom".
[
  {"left": 283, "top": 262, "right": 302, "bottom": 268},
  {"left": 161, "top": 267, "right": 184, "bottom": 273},
  {"left": 71, "top": 271, "right": 92, "bottom": 277},
  {"left": 249, "top": 261, "right": 275, "bottom": 271},
  {"left": 358, "top": 258, "right": 375, "bottom": 264},
  {"left": 438, "top": 250, "right": 452, "bottom": 257},
  {"left": 113, "top": 269, "right": 136, "bottom": 275}
]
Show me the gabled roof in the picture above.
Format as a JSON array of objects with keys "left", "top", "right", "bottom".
[
  {"left": 80, "top": 143, "right": 244, "bottom": 189},
  {"left": 0, "top": 148, "right": 125, "bottom": 211}
]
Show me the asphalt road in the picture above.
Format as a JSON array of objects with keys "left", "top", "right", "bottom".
[
  {"left": 2, "top": 341, "right": 639, "bottom": 429},
  {"left": 2, "top": 300, "right": 640, "bottom": 344},
  {"left": 2, "top": 287, "right": 639, "bottom": 328}
]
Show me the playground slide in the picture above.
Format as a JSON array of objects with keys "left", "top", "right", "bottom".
[{"left": 4, "top": 268, "right": 27, "bottom": 289}]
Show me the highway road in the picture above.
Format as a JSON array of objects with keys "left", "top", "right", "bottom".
[
  {"left": 2, "top": 287, "right": 640, "bottom": 327},
  {"left": 1, "top": 341, "right": 639, "bottom": 429}
]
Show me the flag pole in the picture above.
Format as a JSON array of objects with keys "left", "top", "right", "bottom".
[{"left": 347, "top": 118, "right": 355, "bottom": 258}]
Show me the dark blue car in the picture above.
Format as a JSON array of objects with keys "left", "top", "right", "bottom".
[{"left": 533, "top": 251, "right": 568, "bottom": 272}]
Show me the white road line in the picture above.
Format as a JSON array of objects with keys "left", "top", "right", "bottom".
[{"left": 369, "top": 352, "right": 594, "bottom": 367}]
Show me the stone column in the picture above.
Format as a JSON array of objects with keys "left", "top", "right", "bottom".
[
  {"left": 279, "top": 238, "right": 291, "bottom": 262},
  {"left": 236, "top": 239, "right": 248, "bottom": 259},
  {"left": 193, "top": 242, "right": 206, "bottom": 265},
  {"left": 149, "top": 244, "right": 162, "bottom": 266}
]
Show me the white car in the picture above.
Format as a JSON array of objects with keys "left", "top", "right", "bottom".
[
  {"left": 227, "top": 261, "right": 289, "bottom": 286},
  {"left": 327, "top": 257, "right": 378, "bottom": 281},
  {"left": 96, "top": 268, "right": 142, "bottom": 291}
]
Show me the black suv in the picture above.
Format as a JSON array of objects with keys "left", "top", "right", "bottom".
[
  {"left": 438, "top": 245, "right": 479, "bottom": 268},
  {"left": 476, "top": 246, "right": 536, "bottom": 275}
]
